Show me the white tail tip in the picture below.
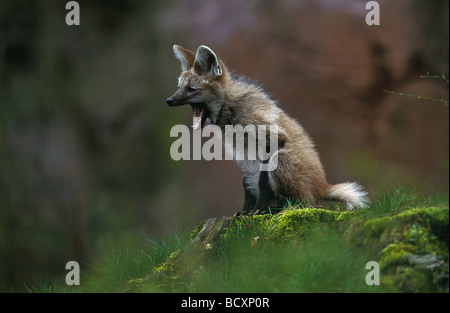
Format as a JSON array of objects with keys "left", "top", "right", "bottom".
[{"left": 326, "top": 182, "right": 369, "bottom": 210}]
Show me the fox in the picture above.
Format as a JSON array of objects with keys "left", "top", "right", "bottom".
[{"left": 166, "top": 44, "right": 369, "bottom": 215}]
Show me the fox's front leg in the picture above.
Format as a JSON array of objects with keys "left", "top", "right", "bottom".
[
  {"left": 240, "top": 178, "right": 257, "bottom": 216},
  {"left": 252, "top": 170, "right": 275, "bottom": 215}
]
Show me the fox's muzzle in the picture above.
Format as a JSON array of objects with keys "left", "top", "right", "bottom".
[
  {"left": 167, "top": 88, "right": 190, "bottom": 106},
  {"left": 166, "top": 97, "right": 186, "bottom": 106}
]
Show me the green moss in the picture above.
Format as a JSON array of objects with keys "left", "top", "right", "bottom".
[
  {"left": 380, "top": 242, "right": 416, "bottom": 267},
  {"left": 364, "top": 216, "right": 393, "bottom": 237},
  {"left": 189, "top": 221, "right": 206, "bottom": 240},
  {"left": 369, "top": 207, "right": 450, "bottom": 292},
  {"left": 268, "top": 208, "right": 352, "bottom": 240},
  {"left": 124, "top": 278, "right": 146, "bottom": 292},
  {"left": 379, "top": 222, "right": 446, "bottom": 269},
  {"left": 152, "top": 250, "right": 180, "bottom": 275},
  {"left": 387, "top": 266, "right": 435, "bottom": 293},
  {"left": 361, "top": 206, "right": 448, "bottom": 248},
  {"left": 405, "top": 224, "right": 444, "bottom": 255},
  {"left": 221, "top": 208, "right": 356, "bottom": 243}
]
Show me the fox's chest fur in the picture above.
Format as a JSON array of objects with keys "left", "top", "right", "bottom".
[
  {"left": 215, "top": 82, "right": 284, "bottom": 199},
  {"left": 167, "top": 44, "right": 368, "bottom": 214}
]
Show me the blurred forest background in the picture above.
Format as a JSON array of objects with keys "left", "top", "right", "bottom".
[{"left": 0, "top": 0, "right": 448, "bottom": 291}]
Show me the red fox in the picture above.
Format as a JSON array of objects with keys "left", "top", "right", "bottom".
[{"left": 167, "top": 44, "right": 368, "bottom": 215}]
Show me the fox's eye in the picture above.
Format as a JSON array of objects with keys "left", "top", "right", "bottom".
[{"left": 187, "top": 86, "right": 196, "bottom": 93}]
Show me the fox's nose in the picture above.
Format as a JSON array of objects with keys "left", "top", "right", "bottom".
[{"left": 166, "top": 98, "right": 174, "bottom": 106}]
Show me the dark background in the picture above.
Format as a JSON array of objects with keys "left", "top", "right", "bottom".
[{"left": 0, "top": 0, "right": 448, "bottom": 291}]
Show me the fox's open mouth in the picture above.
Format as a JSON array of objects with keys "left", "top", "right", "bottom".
[{"left": 191, "top": 103, "right": 208, "bottom": 130}]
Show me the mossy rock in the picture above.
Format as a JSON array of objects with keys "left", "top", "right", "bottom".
[
  {"left": 361, "top": 207, "right": 449, "bottom": 292},
  {"left": 221, "top": 208, "right": 355, "bottom": 242},
  {"left": 125, "top": 206, "right": 449, "bottom": 293}
]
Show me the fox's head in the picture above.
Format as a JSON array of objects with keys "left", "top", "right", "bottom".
[{"left": 167, "top": 45, "right": 227, "bottom": 130}]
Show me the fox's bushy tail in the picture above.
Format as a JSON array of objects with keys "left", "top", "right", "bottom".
[{"left": 325, "top": 182, "right": 369, "bottom": 210}]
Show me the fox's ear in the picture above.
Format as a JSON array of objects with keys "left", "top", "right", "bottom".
[
  {"left": 194, "top": 45, "right": 223, "bottom": 77},
  {"left": 173, "top": 45, "right": 196, "bottom": 71}
]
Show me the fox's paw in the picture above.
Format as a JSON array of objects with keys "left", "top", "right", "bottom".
[
  {"left": 234, "top": 210, "right": 256, "bottom": 217},
  {"left": 250, "top": 209, "right": 270, "bottom": 216}
]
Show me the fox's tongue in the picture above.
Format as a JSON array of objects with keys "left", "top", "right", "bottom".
[{"left": 192, "top": 105, "right": 204, "bottom": 130}]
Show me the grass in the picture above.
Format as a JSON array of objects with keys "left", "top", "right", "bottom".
[
  {"left": 25, "top": 230, "right": 190, "bottom": 293},
  {"left": 30, "top": 187, "right": 448, "bottom": 293},
  {"left": 189, "top": 224, "right": 378, "bottom": 292},
  {"left": 368, "top": 186, "right": 448, "bottom": 216}
]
